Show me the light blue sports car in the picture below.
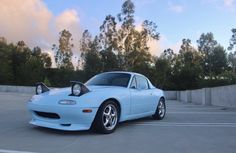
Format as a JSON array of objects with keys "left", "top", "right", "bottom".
[{"left": 28, "top": 71, "right": 166, "bottom": 134}]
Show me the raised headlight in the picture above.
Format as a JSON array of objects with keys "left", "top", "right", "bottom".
[
  {"left": 35, "top": 82, "right": 50, "bottom": 95},
  {"left": 70, "top": 81, "right": 90, "bottom": 96},
  {"left": 36, "top": 84, "right": 43, "bottom": 95},
  {"left": 72, "top": 83, "right": 81, "bottom": 96}
]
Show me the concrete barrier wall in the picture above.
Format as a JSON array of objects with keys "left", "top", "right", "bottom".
[
  {"left": 211, "top": 85, "right": 236, "bottom": 107},
  {"left": 176, "top": 85, "right": 236, "bottom": 107},
  {"left": 179, "top": 91, "right": 188, "bottom": 102},
  {"left": 164, "top": 91, "right": 177, "bottom": 100},
  {"left": 178, "top": 88, "right": 210, "bottom": 105},
  {"left": 190, "top": 89, "right": 202, "bottom": 105},
  {"left": 0, "top": 85, "right": 35, "bottom": 94},
  {"left": 0, "top": 84, "right": 236, "bottom": 107}
]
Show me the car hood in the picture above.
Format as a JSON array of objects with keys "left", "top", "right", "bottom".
[
  {"left": 30, "top": 85, "right": 129, "bottom": 107},
  {"left": 42, "top": 85, "right": 126, "bottom": 97}
]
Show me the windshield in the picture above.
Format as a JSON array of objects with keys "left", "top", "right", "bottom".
[{"left": 86, "top": 73, "right": 131, "bottom": 87}]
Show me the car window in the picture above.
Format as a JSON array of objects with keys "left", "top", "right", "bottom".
[
  {"left": 136, "top": 75, "right": 149, "bottom": 90},
  {"left": 130, "top": 76, "right": 137, "bottom": 89},
  {"left": 86, "top": 73, "right": 131, "bottom": 87}
]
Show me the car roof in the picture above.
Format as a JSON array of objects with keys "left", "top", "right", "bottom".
[
  {"left": 102, "top": 71, "right": 144, "bottom": 76},
  {"left": 97, "top": 71, "right": 156, "bottom": 89}
]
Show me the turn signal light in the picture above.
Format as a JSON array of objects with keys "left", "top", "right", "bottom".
[{"left": 82, "top": 109, "right": 92, "bottom": 113}]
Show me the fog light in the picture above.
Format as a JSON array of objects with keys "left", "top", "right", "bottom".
[{"left": 58, "top": 100, "right": 76, "bottom": 105}]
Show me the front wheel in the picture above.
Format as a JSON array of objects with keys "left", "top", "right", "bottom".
[
  {"left": 92, "top": 101, "right": 119, "bottom": 134},
  {"left": 152, "top": 98, "right": 166, "bottom": 120}
]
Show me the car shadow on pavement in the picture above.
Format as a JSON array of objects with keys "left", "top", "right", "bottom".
[
  {"left": 118, "top": 116, "right": 156, "bottom": 127},
  {"left": 31, "top": 126, "right": 95, "bottom": 136},
  {"left": 30, "top": 116, "right": 159, "bottom": 135}
]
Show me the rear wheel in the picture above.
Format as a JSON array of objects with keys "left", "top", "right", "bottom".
[
  {"left": 152, "top": 98, "right": 166, "bottom": 120},
  {"left": 92, "top": 101, "right": 119, "bottom": 134}
]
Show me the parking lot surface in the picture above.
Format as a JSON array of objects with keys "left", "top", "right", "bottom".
[{"left": 0, "top": 92, "right": 236, "bottom": 153}]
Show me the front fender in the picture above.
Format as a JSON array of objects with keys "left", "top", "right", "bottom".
[{"left": 75, "top": 88, "right": 131, "bottom": 121}]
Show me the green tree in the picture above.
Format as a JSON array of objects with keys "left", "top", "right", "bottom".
[
  {"left": 228, "top": 28, "right": 236, "bottom": 52},
  {"left": 53, "top": 29, "right": 74, "bottom": 70},
  {"left": 172, "top": 39, "right": 203, "bottom": 89},
  {"left": 117, "top": 0, "right": 135, "bottom": 32},
  {"left": 0, "top": 41, "right": 13, "bottom": 84},
  {"left": 228, "top": 52, "right": 236, "bottom": 73},
  {"left": 0, "top": 40, "right": 53, "bottom": 85},
  {"left": 100, "top": 15, "right": 118, "bottom": 52},
  {"left": 163, "top": 48, "right": 175, "bottom": 61},
  {"left": 142, "top": 20, "right": 160, "bottom": 40},
  {"left": 83, "top": 36, "right": 103, "bottom": 78},
  {"left": 41, "top": 53, "right": 52, "bottom": 69},
  {"left": 100, "top": 50, "right": 119, "bottom": 71},
  {"left": 11, "top": 41, "right": 32, "bottom": 84},
  {"left": 154, "top": 48, "right": 176, "bottom": 89},
  {"left": 32, "top": 46, "right": 52, "bottom": 68},
  {"left": 99, "top": 15, "right": 119, "bottom": 71},
  {"left": 228, "top": 28, "right": 236, "bottom": 73},
  {"left": 18, "top": 55, "right": 45, "bottom": 85},
  {"left": 116, "top": 0, "right": 159, "bottom": 73},
  {"left": 180, "top": 38, "right": 195, "bottom": 53},
  {"left": 155, "top": 49, "right": 175, "bottom": 89},
  {"left": 131, "top": 20, "right": 159, "bottom": 78},
  {"left": 117, "top": 0, "right": 135, "bottom": 69},
  {"left": 79, "top": 30, "right": 93, "bottom": 69},
  {"left": 211, "top": 45, "right": 227, "bottom": 76},
  {"left": 197, "top": 32, "right": 218, "bottom": 78}
]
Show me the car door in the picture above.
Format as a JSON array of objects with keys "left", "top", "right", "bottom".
[{"left": 130, "top": 75, "right": 155, "bottom": 115}]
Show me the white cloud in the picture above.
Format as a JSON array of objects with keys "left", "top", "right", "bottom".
[
  {"left": 148, "top": 39, "right": 161, "bottom": 56},
  {"left": 135, "top": 0, "right": 156, "bottom": 7},
  {"left": 201, "top": 0, "right": 235, "bottom": 10},
  {"left": 223, "top": 0, "right": 235, "bottom": 7},
  {"left": 0, "top": 0, "right": 82, "bottom": 67},
  {"left": 55, "top": 9, "right": 82, "bottom": 52},
  {"left": 168, "top": 2, "right": 184, "bottom": 13},
  {"left": 148, "top": 35, "right": 181, "bottom": 56},
  {"left": 135, "top": 23, "right": 180, "bottom": 56},
  {"left": 135, "top": 24, "right": 163, "bottom": 56},
  {"left": 0, "top": 0, "right": 53, "bottom": 48},
  {"left": 56, "top": 9, "right": 80, "bottom": 32}
]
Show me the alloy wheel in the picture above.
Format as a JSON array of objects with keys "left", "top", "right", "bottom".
[{"left": 102, "top": 104, "right": 118, "bottom": 130}]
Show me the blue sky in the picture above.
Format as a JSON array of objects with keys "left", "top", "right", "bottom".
[
  {"left": 0, "top": 0, "right": 235, "bottom": 56},
  {"left": 43, "top": 0, "right": 236, "bottom": 52}
]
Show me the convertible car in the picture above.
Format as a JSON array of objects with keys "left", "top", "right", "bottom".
[{"left": 28, "top": 71, "right": 166, "bottom": 134}]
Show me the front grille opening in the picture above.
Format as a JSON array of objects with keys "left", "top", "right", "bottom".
[
  {"left": 61, "top": 124, "right": 71, "bottom": 126},
  {"left": 34, "top": 111, "right": 60, "bottom": 119}
]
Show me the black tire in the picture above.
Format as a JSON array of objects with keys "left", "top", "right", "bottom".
[
  {"left": 152, "top": 98, "right": 166, "bottom": 120},
  {"left": 92, "top": 101, "right": 119, "bottom": 134}
]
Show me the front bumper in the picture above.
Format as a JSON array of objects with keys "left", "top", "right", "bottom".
[{"left": 28, "top": 102, "right": 98, "bottom": 131}]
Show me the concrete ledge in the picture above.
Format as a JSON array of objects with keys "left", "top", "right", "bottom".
[
  {"left": 202, "top": 88, "right": 211, "bottom": 106},
  {"left": 211, "top": 85, "right": 236, "bottom": 107},
  {"left": 0, "top": 85, "right": 35, "bottom": 94},
  {"left": 164, "top": 91, "right": 177, "bottom": 100},
  {"left": 176, "top": 84, "right": 236, "bottom": 108},
  {"left": 1, "top": 84, "right": 236, "bottom": 108},
  {"left": 191, "top": 89, "right": 202, "bottom": 105},
  {"left": 179, "top": 90, "right": 189, "bottom": 103}
]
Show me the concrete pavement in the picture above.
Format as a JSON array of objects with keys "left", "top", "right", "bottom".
[{"left": 0, "top": 92, "right": 236, "bottom": 153}]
